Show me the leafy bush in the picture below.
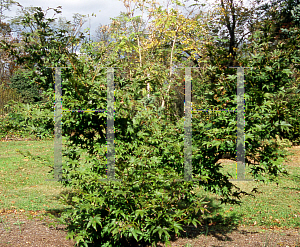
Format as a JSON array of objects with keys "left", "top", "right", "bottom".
[
  {"left": 51, "top": 29, "right": 296, "bottom": 245},
  {"left": 59, "top": 164, "right": 210, "bottom": 247},
  {"left": 0, "top": 101, "right": 54, "bottom": 140},
  {"left": 55, "top": 58, "right": 257, "bottom": 246},
  {"left": 0, "top": 69, "right": 53, "bottom": 140},
  {"left": 58, "top": 110, "right": 234, "bottom": 247}
]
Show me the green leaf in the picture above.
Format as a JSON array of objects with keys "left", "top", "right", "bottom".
[
  {"left": 130, "top": 227, "right": 140, "bottom": 242},
  {"left": 265, "top": 66, "right": 272, "bottom": 71},
  {"left": 282, "top": 69, "right": 292, "bottom": 76}
]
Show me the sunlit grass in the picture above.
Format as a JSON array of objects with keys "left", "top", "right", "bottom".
[
  {"left": 194, "top": 149, "right": 300, "bottom": 229},
  {"left": 0, "top": 138, "right": 70, "bottom": 211},
  {"left": 0, "top": 138, "right": 299, "bottom": 230}
]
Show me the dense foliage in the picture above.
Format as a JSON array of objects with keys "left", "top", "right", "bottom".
[
  {"left": 0, "top": 101, "right": 53, "bottom": 140},
  {"left": 0, "top": 1, "right": 299, "bottom": 246},
  {"left": 8, "top": 70, "right": 43, "bottom": 104}
]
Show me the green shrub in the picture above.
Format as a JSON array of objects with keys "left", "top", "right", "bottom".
[
  {"left": 0, "top": 101, "right": 54, "bottom": 140},
  {"left": 49, "top": 30, "right": 297, "bottom": 244},
  {"left": 59, "top": 164, "right": 210, "bottom": 247},
  {"left": 58, "top": 111, "right": 225, "bottom": 247},
  {"left": 55, "top": 58, "right": 256, "bottom": 246}
]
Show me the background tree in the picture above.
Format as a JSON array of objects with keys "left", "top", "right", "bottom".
[
  {"left": 0, "top": 0, "right": 19, "bottom": 87},
  {"left": 257, "top": 0, "right": 300, "bottom": 43},
  {"left": 249, "top": 0, "right": 300, "bottom": 144},
  {"left": 202, "top": 0, "right": 261, "bottom": 67},
  {"left": 95, "top": 23, "right": 111, "bottom": 44},
  {"left": 0, "top": 4, "right": 87, "bottom": 105},
  {"left": 0, "top": 0, "right": 17, "bottom": 24}
]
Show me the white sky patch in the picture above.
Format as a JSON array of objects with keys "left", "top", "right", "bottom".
[
  {"left": 5, "top": 0, "right": 128, "bottom": 38},
  {"left": 3, "top": 0, "right": 268, "bottom": 39}
]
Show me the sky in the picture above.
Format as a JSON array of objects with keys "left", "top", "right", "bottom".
[
  {"left": 3, "top": 0, "right": 267, "bottom": 40},
  {"left": 4, "top": 0, "right": 197, "bottom": 39},
  {"left": 3, "top": 0, "right": 225, "bottom": 39},
  {"left": 6, "top": 0, "right": 128, "bottom": 39}
]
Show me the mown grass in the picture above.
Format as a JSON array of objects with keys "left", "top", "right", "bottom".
[
  {"left": 0, "top": 138, "right": 299, "bottom": 231},
  {"left": 0, "top": 138, "right": 71, "bottom": 212},
  {"left": 195, "top": 150, "right": 300, "bottom": 229}
]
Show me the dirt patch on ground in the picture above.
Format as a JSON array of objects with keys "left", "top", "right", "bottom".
[
  {"left": 0, "top": 210, "right": 76, "bottom": 247},
  {"left": 156, "top": 224, "right": 300, "bottom": 247},
  {"left": 0, "top": 209, "right": 299, "bottom": 247}
]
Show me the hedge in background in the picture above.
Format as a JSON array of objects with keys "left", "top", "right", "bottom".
[
  {"left": 0, "top": 101, "right": 54, "bottom": 140},
  {"left": 8, "top": 70, "right": 44, "bottom": 104}
]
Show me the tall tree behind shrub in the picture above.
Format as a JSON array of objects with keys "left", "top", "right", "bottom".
[{"left": 248, "top": 0, "right": 300, "bottom": 145}]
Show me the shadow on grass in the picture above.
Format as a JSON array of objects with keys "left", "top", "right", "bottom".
[
  {"left": 282, "top": 186, "right": 300, "bottom": 192},
  {"left": 292, "top": 174, "right": 300, "bottom": 183},
  {"left": 281, "top": 174, "right": 300, "bottom": 192},
  {"left": 41, "top": 188, "right": 80, "bottom": 221},
  {"left": 169, "top": 195, "right": 246, "bottom": 243}
]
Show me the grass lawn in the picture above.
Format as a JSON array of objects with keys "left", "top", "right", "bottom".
[
  {"left": 0, "top": 137, "right": 299, "bottom": 243},
  {"left": 195, "top": 153, "right": 300, "bottom": 229},
  {"left": 0, "top": 138, "right": 72, "bottom": 213}
]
